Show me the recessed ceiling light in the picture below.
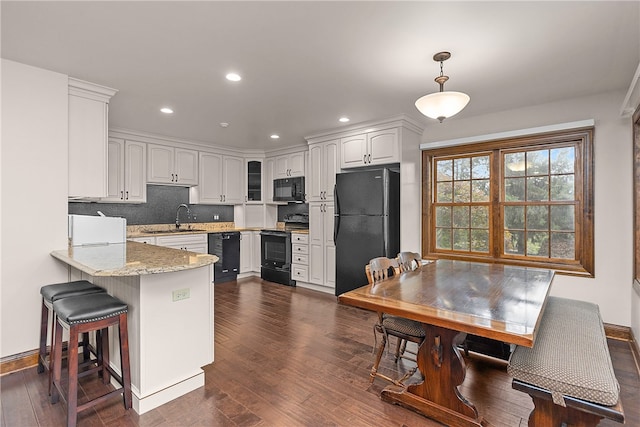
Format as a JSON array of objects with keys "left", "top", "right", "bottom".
[
  {"left": 339, "top": 117, "right": 350, "bottom": 123},
  {"left": 226, "top": 73, "right": 242, "bottom": 82},
  {"left": 270, "top": 134, "right": 280, "bottom": 139},
  {"left": 220, "top": 122, "right": 229, "bottom": 128},
  {"left": 160, "top": 107, "right": 174, "bottom": 114}
]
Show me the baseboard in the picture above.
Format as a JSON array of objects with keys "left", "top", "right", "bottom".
[
  {"left": 604, "top": 323, "right": 632, "bottom": 341},
  {"left": 630, "top": 327, "right": 640, "bottom": 375},
  {"left": 0, "top": 349, "right": 38, "bottom": 376}
]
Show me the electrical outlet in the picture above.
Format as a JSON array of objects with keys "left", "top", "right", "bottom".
[
  {"left": 213, "top": 214, "right": 219, "bottom": 220},
  {"left": 172, "top": 288, "right": 190, "bottom": 301}
]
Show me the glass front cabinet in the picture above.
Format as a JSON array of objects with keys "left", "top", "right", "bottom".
[{"left": 246, "top": 159, "right": 262, "bottom": 203}]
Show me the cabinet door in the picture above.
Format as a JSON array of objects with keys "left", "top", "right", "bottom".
[
  {"left": 252, "top": 231, "right": 262, "bottom": 272},
  {"left": 174, "top": 148, "right": 198, "bottom": 185},
  {"left": 239, "top": 231, "right": 252, "bottom": 273},
  {"left": 288, "top": 152, "right": 305, "bottom": 177},
  {"left": 222, "top": 156, "right": 244, "bottom": 204},
  {"left": 264, "top": 158, "right": 275, "bottom": 203},
  {"left": 68, "top": 94, "right": 108, "bottom": 198},
  {"left": 197, "top": 152, "right": 224, "bottom": 203},
  {"left": 124, "top": 141, "right": 147, "bottom": 202},
  {"left": 275, "top": 155, "right": 290, "bottom": 178},
  {"left": 368, "top": 128, "right": 399, "bottom": 165},
  {"left": 308, "top": 203, "right": 324, "bottom": 285},
  {"left": 308, "top": 144, "right": 323, "bottom": 202},
  {"left": 246, "top": 160, "right": 262, "bottom": 203},
  {"left": 106, "top": 139, "right": 125, "bottom": 201},
  {"left": 147, "top": 144, "right": 174, "bottom": 183},
  {"left": 340, "top": 134, "right": 367, "bottom": 168},
  {"left": 323, "top": 140, "right": 339, "bottom": 201}
]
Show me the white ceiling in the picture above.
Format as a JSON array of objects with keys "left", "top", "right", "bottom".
[{"left": 2, "top": 1, "right": 639, "bottom": 151}]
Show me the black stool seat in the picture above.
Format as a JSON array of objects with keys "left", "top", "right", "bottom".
[
  {"left": 41, "top": 280, "right": 105, "bottom": 304},
  {"left": 53, "top": 293, "right": 128, "bottom": 324}
]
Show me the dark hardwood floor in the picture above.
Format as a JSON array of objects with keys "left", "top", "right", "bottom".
[{"left": 2, "top": 277, "right": 639, "bottom": 426}]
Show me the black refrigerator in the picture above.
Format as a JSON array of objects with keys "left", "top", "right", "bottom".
[{"left": 334, "top": 168, "right": 400, "bottom": 296}]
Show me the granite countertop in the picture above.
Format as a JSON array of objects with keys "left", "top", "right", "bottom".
[
  {"left": 51, "top": 241, "right": 218, "bottom": 277},
  {"left": 127, "top": 222, "right": 308, "bottom": 237}
]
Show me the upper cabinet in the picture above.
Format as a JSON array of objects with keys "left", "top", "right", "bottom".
[
  {"left": 68, "top": 78, "right": 118, "bottom": 199},
  {"left": 190, "top": 152, "right": 243, "bottom": 205},
  {"left": 275, "top": 151, "right": 305, "bottom": 178},
  {"left": 308, "top": 139, "right": 339, "bottom": 202},
  {"left": 340, "top": 128, "right": 399, "bottom": 169},
  {"left": 147, "top": 144, "right": 198, "bottom": 186},
  {"left": 263, "top": 157, "right": 275, "bottom": 203},
  {"left": 104, "top": 138, "right": 146, "bottom": 203},
  {"left": 246, "top": 159, "right": 262, "bottom": 203}
]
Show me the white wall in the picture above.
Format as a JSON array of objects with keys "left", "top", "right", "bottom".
[
  {"left": 420, "top": 90, "right": 634, "bottom": 328},
  {"left": 1, "top": 60, "right": 69, "bottom": 357}
]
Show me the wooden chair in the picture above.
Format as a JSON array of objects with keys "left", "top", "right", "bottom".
[{"left": 367, "top": 257, "right": 425, "bottom": 385}]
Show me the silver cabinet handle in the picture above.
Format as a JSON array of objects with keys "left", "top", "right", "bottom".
[
  {"left": 125, "top": 191, "right": 129, "bottom": 200},
  {"left": 120, "top": 190, "right": 124, "bottom": 200},
  {"left": 363, "top": 155, "right": 366, "bottom": 164},
  {"left": 368, "top": 154, "right": 371, "bottom": 163},
  {"left": 176, "top": 174, "right": 178, "bottom": 182}
]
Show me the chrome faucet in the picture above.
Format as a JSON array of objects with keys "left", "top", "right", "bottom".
[{"left": 175, "top": 204, "right": 191, "bottom": 229}]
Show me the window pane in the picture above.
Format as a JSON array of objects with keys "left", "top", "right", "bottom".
[
  {"left": 551, "top": 175, "right": 575, "bottom": 201},
  {"left": 471, "top": 229, "right": 489, "bottom": 252},
  {"left": 472, "top": 179, "right": 490, "bottom": 202},
  {"left": 526, "top": 176, "right": 549, "bottom": 201},
  {"left": 471, "top": 206, "right": 489, "bottom": 228},
  {"left": 454, "top": 181, "right": 471, "bottom": 203},
  {"left": 504, "top": 230, "right": 525, "bottom": 255},
  {"left": 504, "top": 206, "right": 525, "bottom": 229},
  {"left": 453, "top": 229, "right": 470, "bottom": 251},
  {"left": 436, "top": 228, "right": 452, "bottom": 250},
  {"left": 454, "top": 158, "right": 471, "bottom": 180},
  {"left": 437, "top": 181, "right": 453, "bottom": 203},
  {"left": 526, "top": 205, "right": 549, "bottom": 230},
  {"left": 527, "top": 231, "right": 549, "bottom": 256},
  {"left": 550, "top": 205, "right": 575, "bottom": 231},
  {"left": 453, "top": 206, "right": 470, "bottom": 228},
  {"left": 437, "top": 159, "right": 453, "bottom": 181},
  {"left": 551, "top": 232, "right": 575, "bottom": 259},
  {"left": 527, "top": 150, "right": 549, "bottom": 176},
  {"left": 472, "top": 156, "right": 490, "bottom": 179},
  {"left": 435, "top": 206, "right": 451, "bottom": 227},
  {"left": 551, "top": 147, "right": 575, "bottom": 174},
  {"left": 505, "top": 152, "right": 525, "bottom": 177},
  {"left": 505, "top": 177, "right": 525, "bottom": 201}
]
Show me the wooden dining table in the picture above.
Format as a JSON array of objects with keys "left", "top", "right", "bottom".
[{"left": 338, "top": 259, "right": 555, "bottom": 427}]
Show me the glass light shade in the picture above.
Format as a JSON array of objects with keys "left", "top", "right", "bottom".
[{"left": 415, "top": 91, "right": 470, "bottom": 122}]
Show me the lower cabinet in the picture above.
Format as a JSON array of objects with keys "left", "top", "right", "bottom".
[
  {"left": 309, "top": 203, "right": 335, "bottom": 290},
  {"left": 291, "top": 232, "right": 309, "bottom": 282},
  {"left": 240, "top": 230, "right": 262, "bottom": 274},
  {"left": 153, "top": 234, "right": 208, "bottom": 254}
]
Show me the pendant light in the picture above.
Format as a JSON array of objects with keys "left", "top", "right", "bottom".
[{"left": 415, "top": 51, "right": 470, "bottom": 122}]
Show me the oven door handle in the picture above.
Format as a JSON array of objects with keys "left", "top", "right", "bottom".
[{"left": 260, "top": 231, "right": 288, "bottom": 237}]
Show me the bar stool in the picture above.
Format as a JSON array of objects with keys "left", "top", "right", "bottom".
[
  {"left": 38, "top": 281, "right": 106, "bottom": 386},
  {"left": 50, "top": 293, "right": 132, "bottom": 427}
]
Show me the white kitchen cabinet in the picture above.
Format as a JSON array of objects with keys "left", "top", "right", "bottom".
[
  {"left": 291, "top": 232, "right": 309, "bottom": 283},
  {"left": 105, "top": 139, "right": 146, "bottom": 203},
  {"left": 147, "top": 144, "right": 198, "bottom": 186},
  {"left": 190, "top": 152, "right": 243, "bottom": 204},
  {"left": 68, "top": 77, "right": 117, "bottom": 199},
  {"left": 154, "top": 234, "right": 208, "bottom": 253},
  {"left": 308, "top": 202, "right": 335, "bottom": 289},
  {"left": 245, "top": 159, "right": 263, "bottom": 203},
  {"left": 239, "top": 231, "right": 252, "bottom": 274},
  {"left": 308, "top": 139, "right": 339, "bottom": 202},
  {"left": 128, "top": 236, "right": 155, "bottom": 244},
  {"left": 252, "top": 231, "right": 262, "bottom": 272},
  {"left": 340, "top": 128, "right": 399, "bottom": 168},
  {"left": 264, "top": 157, "right": 275, "bottom": 203},
  {"left": 274, "top": 151, "right": 305, "bottom": 178}
]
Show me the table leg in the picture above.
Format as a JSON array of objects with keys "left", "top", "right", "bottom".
[{"left": 381, "top": 325, "right": 484, "bottom": 427}]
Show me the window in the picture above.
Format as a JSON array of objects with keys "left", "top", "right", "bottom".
[{"left": 422, "top": 128, "right": 594, "bottom": 276}]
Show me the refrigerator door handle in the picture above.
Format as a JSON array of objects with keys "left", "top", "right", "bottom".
[{"left": 333, "top": 184, "right": 339, "bottom": 216}]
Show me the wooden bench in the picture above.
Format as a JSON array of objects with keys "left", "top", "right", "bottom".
[{"left": 507, "top": 296, "right": 624, "bottom": 426}]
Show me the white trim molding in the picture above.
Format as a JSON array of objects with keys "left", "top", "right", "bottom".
[
  {"left": 621, "top": 61, "right": 640, "bottom": 117},
  {"left": 420, "top": 119, "right": 595, "bottom": 150}
]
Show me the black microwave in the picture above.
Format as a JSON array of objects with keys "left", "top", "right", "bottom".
[{"left": 273, "top": 176, "right": 305, "bottom": 202}]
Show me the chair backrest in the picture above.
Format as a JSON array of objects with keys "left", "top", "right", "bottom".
[
  {"left": 366, "top": 257, "right": 399, "bottom": 285},
  {"left": 397, "top": 252, "right": 422, "bottom": 273}
]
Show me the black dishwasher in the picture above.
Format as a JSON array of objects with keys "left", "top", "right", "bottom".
[{"left": 208, "top": 232, "right": 240, "bottom": 283}]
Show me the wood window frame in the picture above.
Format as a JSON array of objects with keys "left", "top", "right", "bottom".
[{"left": 422, "top": 127, "right": 594, "bottom": 277}]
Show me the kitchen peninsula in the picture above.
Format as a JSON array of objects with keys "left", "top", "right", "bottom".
[{"left": 50, "top": 241, "right": 218, "bottom": 414}]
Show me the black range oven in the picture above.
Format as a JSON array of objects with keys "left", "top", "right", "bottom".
[{"left": 260, "top": 230, "right": 295, "bottom": 286}]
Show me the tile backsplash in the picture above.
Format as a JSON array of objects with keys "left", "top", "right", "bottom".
[{"left": 68, "top": 185, "right": 233, "bottom": 225}]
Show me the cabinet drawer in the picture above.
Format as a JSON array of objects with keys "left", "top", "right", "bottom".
[
  {"left": 292, "top": 243, "right": 309, "bottom": 255},
  {"left": 291, "top": 233, "right": 309, "bottom": 244},
  {"left": 292, "top": 265, "right": 309, "bottom": 282},
  {"left": 292, "top": 254, "right": 308, "bottom": 265}
]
